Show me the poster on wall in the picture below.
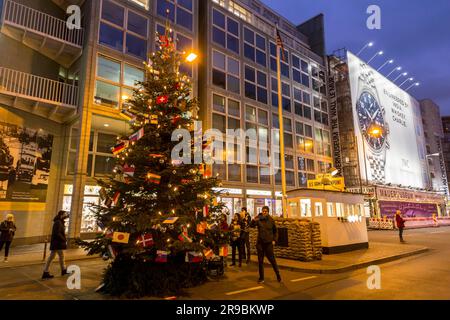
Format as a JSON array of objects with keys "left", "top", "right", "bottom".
[
  {"left": 379, "top": 201, "right": 437, "bottom": 219},
  {"left": 347, "top": 51, "right": 426, "bottom": 188},
  {"left": 0, "top": 122, "right": 53, "bottom": 202}
]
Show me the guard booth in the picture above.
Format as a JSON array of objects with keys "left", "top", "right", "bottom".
[{"left": 286, "top": 187, "right": 369, "bottom": 254}]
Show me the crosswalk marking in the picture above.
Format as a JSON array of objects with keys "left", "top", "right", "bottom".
[
  {"left": 290, "top": 276, "right": 318, "bottom": 283},
  {"left": 225, "top": 286, "right": 264, "bottom": 296}
]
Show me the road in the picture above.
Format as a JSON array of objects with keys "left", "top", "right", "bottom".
[{"left": 0, "top": 227, "right": 449, "bottom": 300}]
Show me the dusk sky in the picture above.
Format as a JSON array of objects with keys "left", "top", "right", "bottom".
[{"left": 261, "top": 0, "right": 450, "bottom": 115}]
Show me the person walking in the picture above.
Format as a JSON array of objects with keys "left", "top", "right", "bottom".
[
  {"left": 250, "top": 206, "right": 281, "bottom": 284},
  {"left": 42, "top": 211, "right": 69, "bottom": 279},
  {"left": 239, "top": 207, "right": 252, "bottom": 264},
  {"left": 395, "top": 210, "right": 406, "bottom": 243},
  {"left": 0, "top": 214, "right": 17, "bottom": 262},
  {"left": 229, "top": 214, "right": 243, "bottom": 267}
]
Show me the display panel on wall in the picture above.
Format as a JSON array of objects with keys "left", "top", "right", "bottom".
[
  {"left": 0, "top": 123, "right": 53, "bottom": 202},
  {"left": 347, "top": 51, "right": 426, "bottom": 188}
]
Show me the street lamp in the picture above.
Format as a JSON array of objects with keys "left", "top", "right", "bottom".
[
  {"left": 399, "top": 77, "right": 414, "bottom": 88},
  {"left": 356, "top": 42, "right": 374, "bottom": 56},
  {"left": 185, "top": 52, "right": 198, "bottom": 63},
  {"left": 361, "top": 125, "right": 383, "bottom": 185},
  {"left": 386, "top": 66, "right": 402, "bottom": 78},
  {"left": 393, "top": 72, "right": 408, "bottom": 83},
  {"left": 406, "top": 82, "right": 420, "bottom": 92},
  {"left": 367, "top": 51, "right": 384, "bottom": 64},
  {"left": 377, "top": 59, "right": 394, "bottom": 72}
]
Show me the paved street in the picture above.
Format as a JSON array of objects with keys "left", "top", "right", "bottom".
[{"left": 0, "top": 227, "right": 449, "bottom": 300}]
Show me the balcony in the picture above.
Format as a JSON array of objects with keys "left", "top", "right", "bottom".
[
  {"left": 1, "top": 0, "right": 84, "bottom": 67},
  {"left": 0, "top": 67, "right": 79, "bottom": 122}
]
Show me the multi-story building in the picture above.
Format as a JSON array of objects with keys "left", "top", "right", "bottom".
[
  {"left": 0, "top": 0, "right": 333, "bottom": 245},
  {"left": 420, "top": 99, "right": 448, "bottom": 194},
  {"left": 329, "top": 51, "right": 447, "bottom": 220},
  {"left": 441, "top": 116, "right": 450, "bottom": 194}
]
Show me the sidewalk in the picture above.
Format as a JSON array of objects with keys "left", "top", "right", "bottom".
[
  {"left": 268, "top": 242, "right": 428, "bottom": 274},
  {"left": 0, "top": 243, "right": 97, "bottom": 269}
]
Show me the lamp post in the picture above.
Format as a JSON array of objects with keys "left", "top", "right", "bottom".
[
  {"left": 377, "top": 59, "right": 394, "bottom": 72},
  {"left": 356, "top": 42, "right": 374, "bottom": 56},
  {"left": 367, "top": 51, "right": 384, "bottom": 64},
  {"left": 393, "top": 72, "right": 408, "bottom": 83},
  {"left": 386, "top": 66, "right": 402, "bottom": 78},
  {"left": 406, "top": 82, "right": 420, "bottom": 92},
  {"left": 399, "top": 77, "right": 414, "bottom": 88}
]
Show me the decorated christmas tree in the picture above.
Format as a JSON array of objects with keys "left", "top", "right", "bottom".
[{"left": 78, "top": 25, "right": 229, "bottom": 297}]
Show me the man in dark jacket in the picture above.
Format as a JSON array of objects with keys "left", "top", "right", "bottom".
[
  {"left": 250, "top": 206, "right": 281, "bottom": 284},
  {"left": 0, "top": 214, "right": 17, "bottom": 262},
  {"left": 42, "top": 211, "right": 69, "bottom": 279},
  {"left": 239, "top": 207, "right": 252, "bottom": 264},
  {"left": 395, "top": 210, "right": 406, "bottom": 243}
]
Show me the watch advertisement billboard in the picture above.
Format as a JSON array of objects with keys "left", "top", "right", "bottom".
[
  {"left": 0, "top": 122, "right": 54, "bottom": 202},
  {"left": 347, "top": 51, "right": 426, "bottom": 188}
]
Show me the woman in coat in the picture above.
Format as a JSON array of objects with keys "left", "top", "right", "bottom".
[
  {"left": 0, "top": 214, "right": 17, "bottom": 262},
  {"left": 42, "top": 211, "right": 69, "bottom": 279}
]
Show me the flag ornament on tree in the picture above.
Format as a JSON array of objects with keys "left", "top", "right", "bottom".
[{"left": 137, "top": 233, "right": 154, "bottom": 248}]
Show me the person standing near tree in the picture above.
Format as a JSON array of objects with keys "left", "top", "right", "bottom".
[
  {"left": 395, "top": 210, "right": 406, "bottom": 243},
  {"left": 250, "top": 206, "right": 281, "bottom": 284},
  {"left": 229, "top": 214, "right": 243, "bottom": 267},
  {"left": 42, "top": 211, "right": 69, "bottom": 279},
  {"left": 239, "top": 207, "right": 252, "bottom": 264},
  {"left": 0, "top": 214, "right": 17, "bottom": 262}
]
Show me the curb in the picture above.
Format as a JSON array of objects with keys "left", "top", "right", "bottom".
[{"left": 268, "top": 247, "right": 429, "bottom": 274}]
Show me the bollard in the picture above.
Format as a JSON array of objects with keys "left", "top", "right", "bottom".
[{"left": 43, "top": 239, "right": 48, "bottom": 261}]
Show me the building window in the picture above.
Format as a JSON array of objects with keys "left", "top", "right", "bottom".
[
  {"left": 296, "top": 121, "right": 314, "bottom": 154},
  {"left": 298, "top": 156, "right": 315, "bottom": 187},
  {"left": 212, "top": 50, "right": 240, "bottom": 94},
  {"left": 292, "top": 54, "right": 310, "bottom": 88},
  {"left": 212, "top": 9, "right": 240, "bottom": 54},
  {"left": 94, "top": 55, "right": 144, "bottom": 109},
  {"left": 313, "top": 96, "right": 329, "bottom": 125},
  {"left": 244, "top": 27, "right": 266, "bottom": 67},
  {"left": 99, "top": 0, "right": 148, "bottom": 59},
  {"left": 244, "top": 65, "right": 267, "bottom": 103},
  {"left": 271, "top": 77, "right": 291, "bottom": 113},
  {"left": 157, "top": 0, "right": 193, "bottom": 31},
  {"left": 311, "top": 65, "right": 327, "bottom": 95},
  {"left": 318, "top": 161, "right": 332, "bottom": 174},
  {"left": 270, "top": 41, "right": 289, "bottom": 78}
]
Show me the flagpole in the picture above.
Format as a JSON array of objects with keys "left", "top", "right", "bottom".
[{"left": 276, "top": 28, "right": 288, "bottom": 218}]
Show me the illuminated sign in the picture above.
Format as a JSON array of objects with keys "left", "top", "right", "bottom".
[{"left": 307, "top": 176, "right": 345, "bottom": 192}]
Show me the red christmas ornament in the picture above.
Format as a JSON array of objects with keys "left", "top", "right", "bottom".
[
  {"left": 159, "top": 35, "right": 170, "bottom": 48},
  {"left": 156, "top": 95, "right": 169, "bottom": 105},
  {"left": 171, "top": 115, "right": 181, "bottom": 124}
]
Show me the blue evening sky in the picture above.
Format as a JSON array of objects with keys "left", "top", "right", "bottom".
[{"left": 261, "top": 0, "right": 450, "bottom": 115}]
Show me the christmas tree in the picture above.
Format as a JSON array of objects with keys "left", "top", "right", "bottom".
[{"left": 78, "top": 25, "right": 229, "bottom": 298}]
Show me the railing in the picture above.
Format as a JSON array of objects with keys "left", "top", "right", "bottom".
[
  {"left": 0, "top": 67, "right": 79, "bottom": 108},
  {"left": 2, "top": 0, "right": 83, "bottom": 47}
]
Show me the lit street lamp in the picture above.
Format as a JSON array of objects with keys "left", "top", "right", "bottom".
[
  {"left": 367, "top": 51, "right": 384, "bottom": 64},
  {"left": 393, "top": 72, "right": 408, "bottom": 83},
  {"left": 377, "top": 59, "right": 394, "bottom": 72},
  {"left": 356, "top": 42, "right": 374, "bottom": 56},
  {"left": 406, "top": 82, "right": 420, "bottom": 91},
  {"left": 387, "top": 66, "right": 402, "bottom": 78},
  {"left": 399, "top": 77, "right": 414, "bottom": 88}
]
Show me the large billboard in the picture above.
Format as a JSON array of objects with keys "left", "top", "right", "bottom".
[
  {"left": 347, "top": 51, "right": 426, "bottom": 188},
  {"left": 0, "top": 123, "right": 53, "bottom": 202}
]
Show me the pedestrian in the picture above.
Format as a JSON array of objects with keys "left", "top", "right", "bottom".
[
  {"left": 250, "top": 206, "right": 281, "bottom": 284},
  {"left": 42, "top": 210, "right": 69, "bottom": 279},
  {"left": 395, "top": 210, "right": 406, "bottom": 243},
  {"left": 229, "top": 214, "right": 243, "bottom": 267},
  {"left": 0, "top": 214, "right": 17, "bottom": 262},
  {"left": 239, "top": 207, "right": 252, "bottom": 264}
]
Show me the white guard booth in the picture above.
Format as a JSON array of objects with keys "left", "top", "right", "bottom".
[{"left": 286, "top": 188, "right": 369, "bottom": 254}]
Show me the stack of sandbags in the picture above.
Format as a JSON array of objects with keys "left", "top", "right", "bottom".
[{"left": 310, "top": 222, "right": 322, "bottom": 261}]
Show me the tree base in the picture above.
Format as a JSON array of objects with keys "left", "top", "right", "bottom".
[{"left": 100, "top": 255, "right": 208, "bottom": 298}]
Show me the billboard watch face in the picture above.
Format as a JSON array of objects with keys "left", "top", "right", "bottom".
[{"left": 347, "top": 51, "right": 426, "bottom": 188}]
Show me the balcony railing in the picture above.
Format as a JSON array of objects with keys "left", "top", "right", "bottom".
[
  {"left": 0, "top": 67, "right": 79, "bottom": 108},
  {"left": 2, "top": 0, "right": 83, "bottom": 47}
]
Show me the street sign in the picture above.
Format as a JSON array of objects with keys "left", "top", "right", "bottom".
[{"left": 307, "top": 176, "right": 345, "bottom": 192}]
